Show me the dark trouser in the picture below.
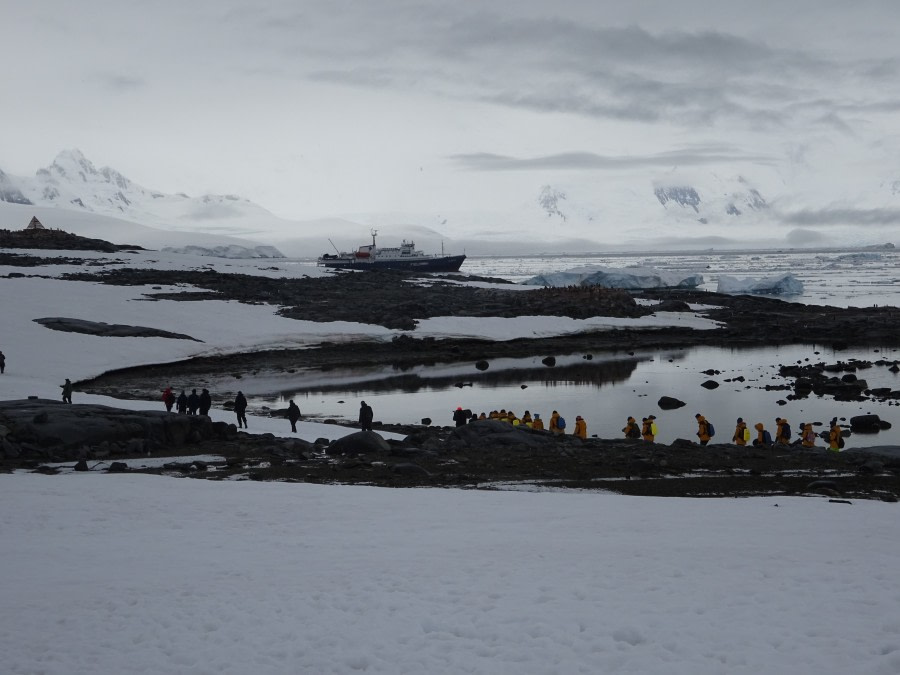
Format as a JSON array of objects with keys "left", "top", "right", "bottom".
[
  {"left": 237, "top": 412, "right": 247, "bottom": 428},
  {"left": 63, "top": 395, "right": 71, "bottom": 404},
  {"left": 290, "top": 420, "right": 297, "bottom": 432}
]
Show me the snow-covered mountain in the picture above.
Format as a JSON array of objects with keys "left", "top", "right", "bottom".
[{"left": 1, "top": 149, "right": 897, "bottom": 256}]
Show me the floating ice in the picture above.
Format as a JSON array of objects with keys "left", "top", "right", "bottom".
[
  {"left": 717, "top": 273, "right": 804, "bottom": 295},
  {"left": 523, "top": 265, "right": 704, "bottom": 289}
]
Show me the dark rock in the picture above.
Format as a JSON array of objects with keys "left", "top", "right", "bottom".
[
  {"left": 850, "top": 414, "right": 882, "bottom": 431},
  {"left": 658, "top": 396, "right": 686, "bottom": 410},
  {"left": 700, "top": 380, "right": 720, "bottom": 389},
  {"left": 451, "top": 419, "right": 549, "bottom": 448},
  {"left": 421, "top": 417, "right": 432, "bottom": 425},
  {"left": 542, "top": 356, "right": 556, "bottom": 367},
  {"left": 655, "top": 299, "right": 692, "bottom": 312},
  {"left": 33, "top": 317, "right": 201, "bottom": 342},
  {"left": 107, "top": 461, "right": 129, "bottom": 473},
  {"left": 73, "top": 459, "right": 89, "bottom": 471},
  {"left": 391, "top": 463, "right": 431, "bottom": 477},
  {"left": 475, "top": 360, "right": 489, "bottom": 371},
  {"left": 327, "top": 431, "right": 391, "bottom": 456}
]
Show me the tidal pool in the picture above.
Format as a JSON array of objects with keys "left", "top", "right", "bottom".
[{"left": 249, "top": 344, "right": 900, "bottom": 449}]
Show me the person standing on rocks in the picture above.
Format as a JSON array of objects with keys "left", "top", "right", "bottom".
[
  {"left": 753, "top": 422, "right": 773, "bottom": 447},
  {"left": 532, "top": 413, "right": 544, "bottom": 431},
  {"left": 695, "top": 413, "right": 711, "bottom": 446},
  {"left": 775, "top": 418, "right": 791, "bottom": 446},
  {"left": 60, "top": 378, "right": 73, "bottom": 404},
  {"left": 574, "top": 415, "right": 587, "bottom": 439},
  {"left": 162, "top": 387, "right": 176, "bottom": 412},
  {"left": 187, "top": 389, "right": 200, "bottom": 415},
  {"left": 452, "top": 406, "right": 468, "bottom": 427},
  {"left": 0, "top": 350, "right": 5, "bottom": 374},
  {"left": 549, "top": 410, "right": 561, "bottom": 433},
  {"left": 359, "top": 401, "right": 374, "bottom": 431},
  {"left": 199, "top": 389, "right": 212, "bottom": 416},
  {"left": 287, "top": 400, "right": 301, "bottom": 433},
  {"left": 641, "top": 417, "right": 656, "bottom": 442},
  {"left": 176, "top": 390, "right": 188, "bottom": 414},
  {"left": 623, "top": 416, "right": 640, "bottom": 439},
  {"left": 234, "top": 391, "right": 248, "bottom": 429},
  {"left": 828, "top": 418, "right": 843, "bottom": 452},
  {"left": 732, "top": 418, "right": 749, "bottom": 446}
]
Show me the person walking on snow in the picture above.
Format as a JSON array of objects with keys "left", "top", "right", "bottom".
[
  {"left": 176, "top": 390, "right": 188, "bottom": 414},
  {"left": 162, "top": 387, "right": 176, "bottom": 412},
  {"left": 187, "top": 389, "right": 200, "bottom": 415},
  {"left": 234, "top": 391, "right": 248, "bottom": 428},
  {"left": 0, "top": 350, "right": 5, "bottom": 374},
  {"left": 287, "top": 400, "right": 301, "bottom": 433}
]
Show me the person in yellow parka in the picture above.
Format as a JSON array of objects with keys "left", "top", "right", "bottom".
[
  {"left": 623, "top": 416, "right": 640, "bottom": 439},
  {"left": 641, "top": 417, "right": 653, "bottom": 442},
  {"left": 532, "top": 413, "right": 544, "bottom": 431},
  {"left": 508, "top": 411, "right": 520, "bottom": 426},
  {"left": 549, "top": 410, "right": 560, "bottom": 433},
  {"left": 801, "top": 422, "right": 817, "bottom": 448},
  {"left": 775, "top": 417, "right": 790, "bottom": 445},
  {"left": 828, "top": 418, "right": 842, "bottom": 452},
  {"left": 521, "top": 411, "right": 532, "bottom": 426},
  {"left": 574, "top": 415, "right": 587, "bottom": 439},
  {"left": 695, "top": 413, "right": 711, "bottom": 446},
  {"left": 732, "top": 417, "right": 749, "bottom": 446},
  {"left": 753, "top": 422, "right": 773, "bottom": 446}
]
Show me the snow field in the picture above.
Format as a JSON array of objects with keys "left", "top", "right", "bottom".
[{"left": 3, "top": 475, "right": 900, "bottom": 675}]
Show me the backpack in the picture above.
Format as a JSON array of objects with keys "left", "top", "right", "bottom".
[
  {"left": 838, "top": 435, "right": 845, "bottom": 449},
  {"left": 743, "top": 427, "right": 751, "bottom": 442},
  {"left": 627, "top": 424, "right": 640, "bottom": 439},
  {"left": 782, "top": 423, "right": 791, "bottom": 440},
  {"left": 650, "top": 422, "right": 658, "bottom": 436},
  {"left": 762, "top": 430, "right": 773, "bottom": 445},
  {"left": 557, "top": 416, "right": 566, "bottom": 430},
  {"left": 707, "top": 421, "right": 715, "bottom": 438}
]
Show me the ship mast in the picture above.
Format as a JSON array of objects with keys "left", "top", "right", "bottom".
[{"left": 370, "top": 228, "right": 378, "bottom": 247}]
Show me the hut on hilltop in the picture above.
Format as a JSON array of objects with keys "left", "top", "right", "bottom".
[{"left": 25, "top": 216, "right": 46, "bottom": 230}]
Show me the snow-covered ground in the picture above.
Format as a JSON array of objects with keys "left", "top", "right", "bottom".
[
  {"left": 0, "top": 249, "right": 720, "bottom": 410},
  {"left": 3, "top": 474, "right": 899, "bottom": 675}
]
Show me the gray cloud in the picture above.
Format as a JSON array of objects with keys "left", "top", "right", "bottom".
[
  {"left": 93, "top": 73, "right": 146, "bottom": 92},
  {"left": 782, "top": 208, "right": 900, "bottom": 226},
  {"left": 451, "top": 147, "right": 775, "bottom": 171}
]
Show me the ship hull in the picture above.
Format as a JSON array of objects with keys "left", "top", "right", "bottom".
[{"left": 318, "top": 254, "right": 466, "bottom": 272}]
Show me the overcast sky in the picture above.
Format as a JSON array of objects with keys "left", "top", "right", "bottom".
[{"left": 3, "top": 0, "right": 899, "bottom": 231}]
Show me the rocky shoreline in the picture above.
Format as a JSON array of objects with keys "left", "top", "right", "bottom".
[{"left": 2, "top": 400, "right": 898, "bottom": 501}]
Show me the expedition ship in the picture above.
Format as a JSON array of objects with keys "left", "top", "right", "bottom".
[{"left": 317, "top": 231, "right": 466, "bottom": 272}]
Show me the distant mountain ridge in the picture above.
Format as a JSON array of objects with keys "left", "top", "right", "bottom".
[{"left": 0, "top": 149, "right": 276, "bottom": 231}]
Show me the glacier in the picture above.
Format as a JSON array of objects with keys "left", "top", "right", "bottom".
[
  {"left": 161, "top": 244, "right": 285, "bottom": 259},
  {"left": 522, "top": 265, "right": 704, "bottom": 289},
  {"left": 716, "top": 273, "right": 804, "bottom": 295}
]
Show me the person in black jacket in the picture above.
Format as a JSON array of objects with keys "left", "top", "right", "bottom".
[
  {"left": 187, "top": 389, "right": 200, "bottom": 415},
  {"left": 199, "top": 389, "right": 212, "bottom": 416},
  {"left": 234, "top": 391, "right": 248, "bottom": 428},
  {"left": 452, "top": 406, "right": 468, "bottom": 427},
  {"left": 287, "top": 400, "right": 301, "bottom": 433},
  {"left": 176, "top": 390, "right": 188, "bottom": 414},
  {"left": 359, "top": 401, "right": 373, "bottom": 431},
  {"left": 0, "top": 350, "right": 6, "bottom": 374}
]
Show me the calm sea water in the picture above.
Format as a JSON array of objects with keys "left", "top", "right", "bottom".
[{"left": 265, "top": 248, "right": 899, "bottom": 446}]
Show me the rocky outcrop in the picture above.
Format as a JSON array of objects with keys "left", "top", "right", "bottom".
[
  {"left": 0, "top": 399, "right": 219, "bottom": 461},
  {"left": 34, "top": 317, "right": 201, "bottom": 341},
  {"left": 0, "top": 228, "right": 140, "bottom": 252}
]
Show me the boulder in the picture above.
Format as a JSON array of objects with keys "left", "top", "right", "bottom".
[
  {"left": 451, "top": 420, "right": 552, "bottom": 448},
  {"left": 327, "top": 431, "right": 391, "bottom": 456},
  {"left": 700, "top": 380, "right": 720, "bottom": 389},
  {"left": 850, "top": 414, "right": 882, "bottom": 431},
  {"left": 657, "top": 396, "right": 686, "bottom": 410}
]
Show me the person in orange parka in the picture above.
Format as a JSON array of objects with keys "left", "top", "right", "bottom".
[
  {"left": 695, "top": 413, "right": 711, "bottom": 446},
  {"left": 732, "top": 418, "right": 748, "bottom": 446},
  {"left": 574, "top": 415, "right": 587, "bottom": 439},
  {"left": 549, "top": 410, "right": 560, "bottom": 433},
  {"left": 623, "top": 416, "right": 640, "bottom": 439},
  {"left": 532, "top": 413, "right": 544, "bottom": 431}
]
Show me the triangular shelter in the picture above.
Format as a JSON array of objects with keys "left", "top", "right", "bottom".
[{"left": 26, "top": 216, "right": 45, "bottom": 230}]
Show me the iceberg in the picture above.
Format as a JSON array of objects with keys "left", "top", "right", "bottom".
[
  {"left": 161, "top": 244, "right": 285, "bottom": 259},
  {"left": 716, "top": 273, "right": 803, "bottom": 295},
  {"left": 522, "top": 265, "right": 704, "bottom": 290}
]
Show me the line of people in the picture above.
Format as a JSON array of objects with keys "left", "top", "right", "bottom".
[{"left": 695, "top": 414, "right": 843, "bottom": 452}]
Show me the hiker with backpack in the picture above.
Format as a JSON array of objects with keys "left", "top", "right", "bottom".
[
  {"left": 801, "top": 422, "right": 818, "bottom": 448},
  {"left": 623, "top": 416, "right": 641, "bottom": 439},
  {"left": 556, "top": 414, "right": 567, "bottom": 434},
  {"left": 549, "top": 410, "right": 561, "bottom": 433},
  {"left": 695, "top": 413, "right": 713, "bottom": 446},
  {"left": 732, "top": 418, "right": 750, "bottom": 446},
  {"left": 753, "top": 422, "right": 773, "bottom": 447},
  {"left": 828, "top": 418, "right": 844, "bottom": 452},
  {"left": 775, "top": 418, "right": 791, "bottom": 446}
]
